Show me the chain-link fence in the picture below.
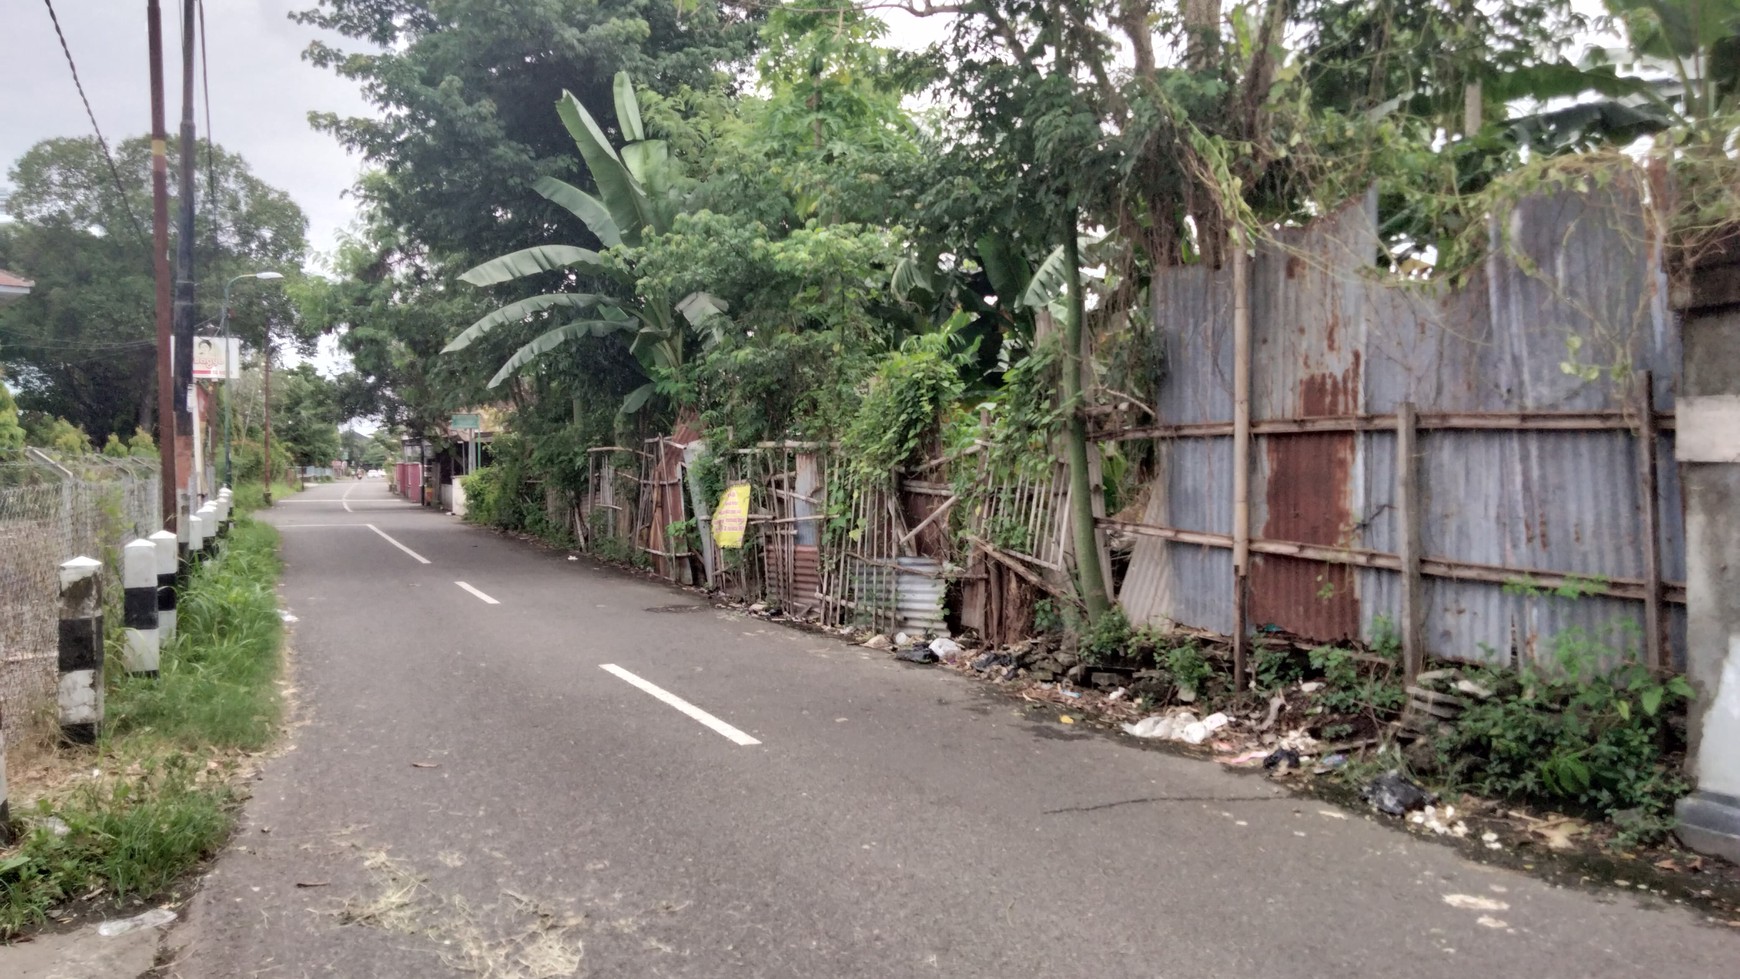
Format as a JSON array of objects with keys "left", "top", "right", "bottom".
[{"left": 0, "top": 450, "right": 160, "bottom": 745}]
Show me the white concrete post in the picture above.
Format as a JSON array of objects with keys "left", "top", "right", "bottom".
[
  {"left": 198, "top": 503, "right": 219, "bottom": 555},
  {"left": 58, "top": 556, "right": 104, "bottom": 744},
  {"left": 188, "top": 509, "right": 207, "bottom": 557},
  {"left": 150, "top": 529, "right": 179, "bottom": 645},
  {"left": 217, "top": 487, "right": 233, "bottom": 531},
  {"left": 122, "top": 539, "right": 161, "bottom": 676}
]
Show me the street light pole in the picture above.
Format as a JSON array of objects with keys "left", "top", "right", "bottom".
[{"left": 217, "top": 271, "right": 283, "bottom": 488}]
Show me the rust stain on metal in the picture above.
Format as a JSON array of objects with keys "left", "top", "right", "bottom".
[{"left": 1250, "top": 362, "right": 1363, "bottom": 641}]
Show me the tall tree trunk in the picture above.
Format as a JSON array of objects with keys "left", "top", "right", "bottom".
[
  {"left": 1061, "top": 209, "right": 1111, "bottom": 621},
  {"left": 1185, "top": 0, "right": 1220, "bottom": 71}
]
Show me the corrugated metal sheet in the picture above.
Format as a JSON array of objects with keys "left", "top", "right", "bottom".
[
  {"left": 896, "top": 556, "right": 948, "bottom": 635},
  {"left": 1122, "top": 177, "right": 1683, "bottom": 669}
]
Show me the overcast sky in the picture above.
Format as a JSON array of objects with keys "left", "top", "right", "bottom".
[{"left": 3, "top": 1, "right": 374, "bottom": 266}]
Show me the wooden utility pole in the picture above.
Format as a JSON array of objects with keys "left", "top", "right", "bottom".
[
  {"left": 262, "top": 325, "right": 273, "bottom": 506},
  {"left": 147, "top": 0, "right": 178, "bottom": 526},
  {"left": 173, "top": 0, "right": 200, "bottom": 503}
]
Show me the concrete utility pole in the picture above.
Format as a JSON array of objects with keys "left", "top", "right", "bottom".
[
  {"left": 262, "top": 323, "right": 273, "bottom": 506},
  {"left": 147, "top": 0, "right": 178, "bottom": 526},
  {"left": 173, "top": 0, "right": 200, "bottom": 505}
]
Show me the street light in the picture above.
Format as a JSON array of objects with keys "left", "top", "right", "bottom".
[{"left": 218, "top": 271, "right": 284, "bottom": 488}]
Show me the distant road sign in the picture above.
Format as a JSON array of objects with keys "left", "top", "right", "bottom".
[{"left": 451, "top": 413, "right": 481, "bottom": 431}]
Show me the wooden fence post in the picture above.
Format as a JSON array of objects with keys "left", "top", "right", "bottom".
[
  {"left": 1396, "top": 402, "right": 1424, "bottom": 680},
  {"left": 1633, "top": 371, "right": 1666, "bottom": 670},
  {"left": 58, "top": 556, "right": 104, "bottom": 744}
]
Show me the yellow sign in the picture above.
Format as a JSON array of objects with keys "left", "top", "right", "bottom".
[{"left": 712, "top": 482, "right": 752, "bottom": 549}]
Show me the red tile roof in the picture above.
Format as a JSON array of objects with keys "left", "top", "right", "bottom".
[{"left": 0, "top": 269, "right": 34, "bottom": 289}]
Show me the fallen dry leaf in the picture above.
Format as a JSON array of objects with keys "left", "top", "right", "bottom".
[
  {"left": 412, "top": 762, "right": 439, "bottom": 769},
  {"left": 1526, "top": 816, "right": 1585, "bottom": 851},
  {"left": 295, "top": 881, "right": 330, "bottom": 888}
]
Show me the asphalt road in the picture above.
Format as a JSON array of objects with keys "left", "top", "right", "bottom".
[{"left": 166, "top": 480, "right": 1737, "bottom": 978}]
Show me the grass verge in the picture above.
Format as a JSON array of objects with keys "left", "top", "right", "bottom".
[
  {"left": 0, "top": 518, "right": 284, "bottom": 937},
  {"left": 228, "top": 480, "right": 302, "bottom": 515}
]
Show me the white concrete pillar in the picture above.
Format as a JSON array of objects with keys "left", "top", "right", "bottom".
[
  {"left": 198, "top": 503, "right": 219, "bottom": 555},
  {"left": 150, "top": 529, "right": 179, "bottom": 645},
  {"left": 122, "top": 538, "right": 161, "bottom": 676},
  {"left": 58, "top": 556, "right": 104, "bottom": 744},
  {"left": 188, "top": 510, "right": 207, "bottom": 557}
]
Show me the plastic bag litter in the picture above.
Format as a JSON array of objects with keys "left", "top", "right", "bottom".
[
  {"left": 1361, "top": 770, "right": 1434, "bottom": 816},
  {"left": 1263, "top": 747, "right": 1302, "bottom": 770},
  {"left": 98, "top": 908, "right": 176, "bottom": 937},
  {"left": 970, "top": 651, "right": 1014, "bottom": 672},
  {"left": 1179, "top": 712, "right": 1230, "bottom": 745},
  {"left": 1122, "top": 712, "right": 1197, "bottom": 740},
  {"left": 895, "top": 645, "right": 938, "bottom": 664},
  {"left": 930, "top": 637, "right": 966, "bottom": 662}
]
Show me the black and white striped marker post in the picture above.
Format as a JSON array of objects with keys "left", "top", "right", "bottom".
[
  {"left": 188, "top": 509, "right": 207, "bottom": 561},
  {"left": 150, "top": 529, "right": 178, "bottom": 645},
  {"left": 123, "top": 538, "right": 160, "bottom": 677},
  {"left": 0, "top": 700, "right": 11, "bottom": 844},
  {"left": 198, "top": 503, "right": 219, "bottom": 556},
  {"left": 176, "top": 508, "right": 192, "bottom": 585},
  {"left": 58, "top": 555, "right": 104, "bottom": 745}
]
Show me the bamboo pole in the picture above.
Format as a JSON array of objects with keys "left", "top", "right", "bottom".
[
  {"left": 1230, "top": 227, "right": 1252, "bottom": 690},
  {"left": 1396, "top": 402, "right": 1424, "bottom": 680}
]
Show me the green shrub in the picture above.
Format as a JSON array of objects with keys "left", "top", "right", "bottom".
[
  {"left": 1165, "top": 643, "right": 1214, "bottom": 697},
  {"left": 1081, "top": 606, "right": 1133, "bottom": 665}
]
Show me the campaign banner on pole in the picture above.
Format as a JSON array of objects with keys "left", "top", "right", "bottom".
[{"left": 192, "top": 336, "right": 240, "bottom": 380}]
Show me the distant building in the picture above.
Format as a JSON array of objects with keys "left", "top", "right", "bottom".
[{"left": 0, "top": 269, "right": 33, "bottom": 307}]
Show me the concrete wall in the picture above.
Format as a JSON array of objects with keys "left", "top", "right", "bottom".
[{"left": 1674, "top": 268, "right": 1740, "bottom": 861}]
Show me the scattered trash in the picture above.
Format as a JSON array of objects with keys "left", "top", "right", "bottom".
[
  {"left": 567, "top": 555, "right": 578, "bottom": 561},
  {"left": 1179, "top": 712, "right": 1229, "bottom": 745},
  {"left": 1523, "top": 815, "right": 1586, "bottom": 851},
  {"left": 893, "top": 632, "right": 915, "bottom": 647},
  {"left": 1409, "top": 804, "right": 1470, "bottom": 837},
  {"left": 749, "top": 603, "right": 768, "bottom": 613},
  {"left": 1318, "top": 809, "right": 1349, "bottom": 820},
  {"left": 38, "top": 815, "right": 70, "bottom": 838},
  {"left": 296, "top": 880, "right": 331, "bottom": 888},
  {"left": 1059, "top": 689, "right": 1083, "bottom": 699},
  {"left": 1059, "top": 715, "right": 1076, "bottom": 725},
  {"left": 1106, "top": 687, "right": 1127, "bottom": 701},
  {"left": 278, "top": 610, "right": 299, "bottom": 623},
  {"left": 1361, "top": 771, "right": 1434, "bottom": 816},
  {"left": 411, "top": 762, "right": 439, "bottom": 769},
  {"left": 894, "top": 645, "right": 937, "bottom": 664},
  {"left": 97, "top": 907, "right": 177, "bottom": 937},
  {"left": 930, "top": 637, "right": 966, "bottom": 663},
  {"left": 970, "top": 651, "right": 1014, "bottom": 672},
  {"left": 1441, "top": 894, "right": 1509, "bottom": 912},
  {"left": 1482, "top": 831, "right": 1503, "bottom": 850},
  {"left": 862, "top": 634, "right": 894, "bottom": 651},
  {"left": 1122, "top": 712, "right": 1197, "bottom": 740},
  {"left": 1312, "top": 752, "right": 1349, "bottom": 775},
  {"left": 1299, "top": 681, "right": 1324, "bottom": 693},
  {"left": 1263, "top": 747, "right": 1302, "bottom": 771},
  {"left": 1258, "top": 694, "right": 1286, "bottom": 731},
  {"left": 1175, "top": 685, "right": 1198, "bottom": 703},
  {"left": 1222, "top": 748, "right": 1270, "bottom": 766}
]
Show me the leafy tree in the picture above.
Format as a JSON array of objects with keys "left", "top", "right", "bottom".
[
  {"left": 296, "top": 0, "right": 759, "bottom": 266},
  {"left": 0, "top": 381, "right": 25, "bottom": 451},
  {"left": 0, "top": 136, "right": 308, "bottom": 441}
]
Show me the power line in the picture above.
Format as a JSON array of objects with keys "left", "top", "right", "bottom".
[
  {"left": 39, "top": 0, "right": 148, "bottom": 244},
  {"left": 198, "top": 0, "right": 218, "bottom": 234}
]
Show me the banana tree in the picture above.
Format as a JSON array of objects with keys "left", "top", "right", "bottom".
[{"left": 442, "top": 71, "right": 724, "bottom": 415}]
